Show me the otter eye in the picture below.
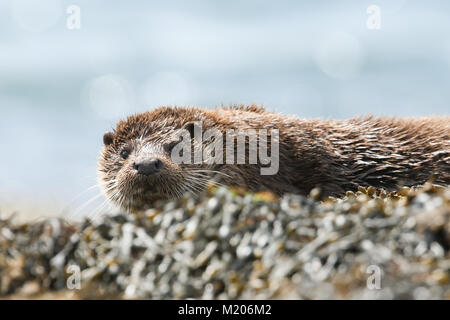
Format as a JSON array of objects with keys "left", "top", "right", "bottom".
[
  {"left": 120, "top": 149, "right": 130, "bottom": 159},
  {"left": 164, "top": 141, "right": 178, "bottom": 154}
]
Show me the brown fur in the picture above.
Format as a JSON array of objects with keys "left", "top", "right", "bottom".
[{"left": 98, "top": 105, "right": 449, "bottom": 211}]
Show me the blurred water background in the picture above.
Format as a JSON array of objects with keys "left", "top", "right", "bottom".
[{"left": 0, "top": 0, "right": 449, "bottom": 219}]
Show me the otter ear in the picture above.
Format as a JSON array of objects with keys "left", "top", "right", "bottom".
[
  {"left": 183, "top": 122, "right": 197, "bottom": 139},
  {"left": 103, "top": 131, "right": 114, "bottom": 146}
]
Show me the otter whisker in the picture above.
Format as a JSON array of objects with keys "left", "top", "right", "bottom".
[
  {"left": 182, "top": 182, "right": 200, "bottom": 196},
  {"left": 187, "top": 173, "right": 227, "bottom": 189},
  {"left": 188, "top": 169, "right": 231, "bottom": 179},
  {"left": 190, "top": 176, "right": 230, "bottom": 190},
  {"left": 65, "top": 179, "right": 115, "bottom": 208},
  {"left": 68, "top": 191, "right": 109, "bottom": 220},
  {"left": 184, "top": 174, "right": 226, "bottom": 194},
  {"left": 62, "top": 184, "right": 104, "bottom": 216},
  {"left": 89, "top": 198, "right": 112, "bottom": 221}
]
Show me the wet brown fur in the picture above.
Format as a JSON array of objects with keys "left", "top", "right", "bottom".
[{"left": 99, "top": 105, "right": 449, "bottom": 211}]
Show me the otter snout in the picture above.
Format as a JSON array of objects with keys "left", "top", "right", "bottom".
[{"left": 133, "top": 158, "right": 163, "bottom": 176}]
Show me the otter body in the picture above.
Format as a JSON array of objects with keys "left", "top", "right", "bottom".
[{"left": 99, "top": 106, "right": 449, "bottom": 211}]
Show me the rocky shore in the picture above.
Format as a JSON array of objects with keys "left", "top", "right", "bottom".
[{"left": 1, "top": 184, "right": 449, "bottom": 299}]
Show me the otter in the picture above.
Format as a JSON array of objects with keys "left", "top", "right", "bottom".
[{"left": 98, "top": 105, "right": 449, "bottom": 212}]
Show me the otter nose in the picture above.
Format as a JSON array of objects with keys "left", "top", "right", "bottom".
[{"left": 133, "top": 159, "right": 163, "bottom": 175}]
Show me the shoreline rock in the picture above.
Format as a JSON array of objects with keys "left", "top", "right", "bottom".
[{"left": 1, "top": 184, "right": 449, "bottom": 299}]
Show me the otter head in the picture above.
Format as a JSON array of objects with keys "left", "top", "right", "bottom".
[{"left": 98, "top": 107, "right": 211, "bottom": 212}]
